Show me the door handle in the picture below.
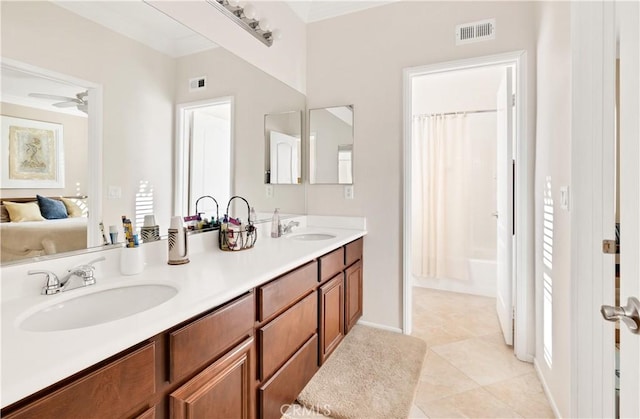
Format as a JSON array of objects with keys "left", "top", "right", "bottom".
[
  {"left": 491, "top": 212, "right": 499, "bottom": 219},
  {"left": 601, "top": 297, "right": 640, "bottom": 334}
]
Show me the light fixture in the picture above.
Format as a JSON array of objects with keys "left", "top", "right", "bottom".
[{"left": 207, "top": 0, "right": 276, "bottom": 47}]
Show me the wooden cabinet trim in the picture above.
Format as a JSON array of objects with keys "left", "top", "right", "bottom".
[
  {"left": 257, "top": 261, "right": 318, "bottom": 322},
  {"left": 319, "top": 247, "right": 345, "bottom": 284},
  {"left": 259, "top": 334, "right": 319, "bottom": 419},
  {"left": 170, "top": 337, "right": 255, "bottom": 419},
  {"left": 170, "top": 292, "right": 254, "bottom": 383},
  {"left": 345, "top": 238, "right": 363, "bottom": 267},
  {"left": 3, "top": 342, "right": 156, "bottom": 419},
  {"left": 258, "top": 292, "right": 317, "bottom": 381},
  {"left": 318, "top": 274, "right": 345, "bottom": 364},
  {"left": 345, "top": 260, "right": 363, "bottom": 334}
]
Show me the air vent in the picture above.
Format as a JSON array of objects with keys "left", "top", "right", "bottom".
[
  {"left": 456, "top": 19, "right": 495, "bottom": 45},
  {"left": 189, "top": 76, "right": 207, "bottom": 92}
]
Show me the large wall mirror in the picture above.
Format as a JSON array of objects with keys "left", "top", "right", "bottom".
[
  {"left": 309, "top": 105, "right": 354, "bottom": 185},
  {"left": 264, "top": 111, "right": 303, "bottom": 185},
  {"left": 0, "top": 1, "right": 307, "bottom": 265}
]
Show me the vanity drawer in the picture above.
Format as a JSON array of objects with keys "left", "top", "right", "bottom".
[
  {"left": 258, "top": 261, "right": 317, "bottom": 322},
  {"left": 170, "top": 292, "right": 254, "bottom": 382},
  {"left": 319, "top": 247, "right": 345, "bottom": 283},
  {"left": 3, "top": 342, "right": 156, "bottom": 419},
  {"left": 259, "top": 334, "right": 319, "bottom": 419},
  {"left": 345, "top": 238, "right": 363, "bottom": 267},
  {"left": 259, "top": 292, "right": 317, "bottom": 381}
]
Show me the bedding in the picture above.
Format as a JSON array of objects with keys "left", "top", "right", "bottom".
[
  {"left": 3, "top": 201, "right": 45, "bottom": 222},
  {"left": 0, "top": 217, "right": 87, "bottom": 263},
  {"left": 37, "top": 195, "right": 68, "bottom": 219}
]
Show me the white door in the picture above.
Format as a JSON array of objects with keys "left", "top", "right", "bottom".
[
  {"left": 495, "top": 67, "right": 514, "bottom": 346},
  {"left": 270, "top": 131, "right": 299, "bottom": 184},
  {"left": 615, "top": 1, "right": 640, "bottom": 416}
]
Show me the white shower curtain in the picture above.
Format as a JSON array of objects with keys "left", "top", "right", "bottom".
[{"left": 412, "top": 114, "right": 471, "bottom": 280}]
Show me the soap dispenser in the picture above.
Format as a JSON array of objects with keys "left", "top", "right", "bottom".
[{"left": 271, "top": 208, "right": 281, "bottom": 238}]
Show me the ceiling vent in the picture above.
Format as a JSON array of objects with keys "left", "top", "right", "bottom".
[
  {"left": 189, "top": 76, "right": 207, "bottom": 92},
  {"left": 456, "top": 19, "right": 495, "bottom": 45}
]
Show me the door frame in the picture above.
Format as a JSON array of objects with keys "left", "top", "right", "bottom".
[
  {"left": 401, "top": 50, "right": 534, "bottom": 362},
  {"left": 174, "top": 96, "right": 234, "bottom": 217}
]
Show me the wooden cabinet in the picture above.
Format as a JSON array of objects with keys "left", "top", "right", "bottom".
[
  {"left": 258, "top": 292, "right": 317, "bottom": 381},
  {"left": 2, "top": 237, "right": 364, "bottom": 419},
  {"left": 259, "top": 335, "right": 319, "bottom": 419},
  {"left": 170, "top": 337, "right": 254, "bottom": 419},
  {"left": 3, "top": 343, "right": 156, "bottom": 419},
  {"left": 318, "top": 274, "right": 345, "bottom": 364},
  {"left": 345, "top": 260, "right": 363, "bottom": 334},
  {"left": 169, "top": 292, "right": 254, "bottom": 383}
]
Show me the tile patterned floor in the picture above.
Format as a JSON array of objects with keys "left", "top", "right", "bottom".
[
  {"left": 410, "top": 287, "right": 555, "bottom": 418},
  {"left": 286, "top": 287, "right": 555, "bottom": 418}
]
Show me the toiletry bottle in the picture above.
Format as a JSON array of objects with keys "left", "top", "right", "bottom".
[
  {"left": 250, "top": 207, "right": 256, "bottom": 224},
  {"left": 271, "top": 208, "right": 280, "bottom": 238}
]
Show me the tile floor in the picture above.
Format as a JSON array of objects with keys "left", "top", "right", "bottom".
[
  {"left": 286, "top": 287, "right": 555, "bottom": 418},
  {"left": 410, "top": 287, "right": 555, "bottom": 418}
]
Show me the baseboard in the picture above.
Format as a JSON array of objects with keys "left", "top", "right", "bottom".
[
  {"left": 533, "top": 358, "right": 562, "bottom": 419},
  {"left": 356, "top": 320, "right": 403, "bottom": 334},
  {"left": 413, "top": 276, "right": 496, "bottom": 298}
]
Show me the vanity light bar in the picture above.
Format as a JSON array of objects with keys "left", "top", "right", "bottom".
[{"left": 206, "top": 0, "right": 274, "bottom": 47}]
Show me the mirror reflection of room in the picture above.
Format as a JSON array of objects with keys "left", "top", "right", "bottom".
[
  {"left": 264, "top": 111, "right": 302, "bottom": 185},
  {"left": 309, "top": 105, "right": 354, "bottom": 185}
]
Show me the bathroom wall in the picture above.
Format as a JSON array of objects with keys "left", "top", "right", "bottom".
[
  {"left": 0, "top": 102, "right": 88, "bottom": 199},
  {"left": 534, "top": 1, "right": 571, "bottom": 417},
  {"left": 174, "top": 47, "right": 307, "bottom": 215},
  {"left": 305, "top": 1, "right": 538, "bottom": 332}
]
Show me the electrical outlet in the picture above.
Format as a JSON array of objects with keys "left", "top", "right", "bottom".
[
  {"left": 265, "top": 184, "right": 273, "bottom": 198},
  {"left": 108, "top": 185, "right": 122, "bottom": 199},
  {"left": 560, "top": 186, "right": 570, "bottom": 210},
  {"left": 344, "top": 185, "right": 354, "bottom": 199}
]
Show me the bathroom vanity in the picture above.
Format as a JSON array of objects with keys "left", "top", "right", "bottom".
[{"left": 1, "top": 227, "right": 365, "bottom": 419}]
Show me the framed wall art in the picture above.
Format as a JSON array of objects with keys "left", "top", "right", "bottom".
[{"left": 1, "top": 116, "right": 64, "bottom": 188}]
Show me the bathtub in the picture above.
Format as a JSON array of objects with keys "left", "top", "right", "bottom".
[{"left": 413, "top": 257, "right": 497, "bottom": 297}]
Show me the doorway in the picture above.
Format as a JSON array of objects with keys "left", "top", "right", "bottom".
[
  {"left": 175, "top": 97, "right": 233, "bottom": 219},
  {"left": 402, "top": 51, "right": 533, "bottom": 361}
]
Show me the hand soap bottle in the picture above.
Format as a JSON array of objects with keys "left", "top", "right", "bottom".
[{"left": 271, "top": 208, "right": 280, "bottom": 238}]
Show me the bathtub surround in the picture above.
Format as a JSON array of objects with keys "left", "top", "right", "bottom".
[{"left": 296, "top": 325, "right": 426, "bottom": 418}]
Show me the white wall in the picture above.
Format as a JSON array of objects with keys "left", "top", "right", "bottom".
[
  {"left": 175, "top": 48, "right": 307, "bottom": 215},
  {"left": 1, "top": 102, "right": 88, "bottom": 199},
  {"left": 1, "top": 1, "right": 175, "bottom": 234},
  {"left": 148, "top": 0, "right": 307, "bottom": 94},
  {"left": 306, "top": 1, "right": 538, "bottom": 330},
  {"left": 534, "top": 1, "right": 571, "bottom": 417}
]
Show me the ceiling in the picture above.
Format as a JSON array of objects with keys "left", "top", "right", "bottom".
[{"left": 285, "top": 0, "right": 397, "bottom": 23}]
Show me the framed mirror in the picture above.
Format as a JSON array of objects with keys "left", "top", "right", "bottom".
[
  {"left": 264, "top": 111, "right": 303, "bottom": 185},
  {"left": 309, "top": 105, "right": 354, "bottom": 185}
]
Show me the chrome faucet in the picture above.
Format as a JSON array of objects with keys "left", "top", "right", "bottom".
[
  {"left": 29, "top": 257, "right": 105, "bottom": 295},
  {"left": 282, "top": 221, "right": 300, "bottom": 234}
]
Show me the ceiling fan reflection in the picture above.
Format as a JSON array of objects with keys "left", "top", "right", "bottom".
[{"left": 28, "top": 91, "right": 88, "bottom": 114}]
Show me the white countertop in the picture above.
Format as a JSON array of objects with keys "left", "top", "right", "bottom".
[{"left": 1, "top": 222, "right": 366, "bottom": 408}]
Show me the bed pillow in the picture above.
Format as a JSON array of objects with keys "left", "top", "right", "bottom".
[
  {"left": 4, "top": 201, "right": 45, "bottom": 222},
  {"left": 0, "top": 205, "right": 9, "bottom": 223},
  {"left": 60, "top": 197, "right": 87, "bottom": 217},
  {"left": 36, "top": 195, "right": 68, "bottom": 220}
]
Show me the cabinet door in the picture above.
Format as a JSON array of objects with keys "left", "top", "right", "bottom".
[
  {"left": 318, "top": 274, "right": 344, "bottom": 364},
  {"left": 345, "top": 260, "right": 363, "bottom": 334},
  {"left": 170, "top": 337, "right": 254, "bottom": 419}
]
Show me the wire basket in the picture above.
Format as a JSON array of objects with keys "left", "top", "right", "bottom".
[{"left": 219, "top": 196, "right": 257, "bottom": 251}]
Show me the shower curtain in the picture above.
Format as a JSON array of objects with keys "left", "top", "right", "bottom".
[{"left": 412, "top": 114, "right": 471, "bottom": 280}]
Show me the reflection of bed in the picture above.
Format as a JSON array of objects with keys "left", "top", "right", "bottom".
[{"left": 1, "top": 217, "right": 88, "bottom": 263}]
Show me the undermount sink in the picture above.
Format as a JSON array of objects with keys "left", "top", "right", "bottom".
[
  {"left": 288, "top": 233, "right": 337, "bottom": 241},
  {"left": 19, "top": 284, "right": 178, "bottom": 332}
]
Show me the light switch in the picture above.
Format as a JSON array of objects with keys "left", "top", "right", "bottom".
[
  {"left": 344, "top": 185, "right": 354, "bottom": 199},
  {"left": 108, "top": 185, "right": 121, "bottom": 199},
  {"left": 560, "top": 186, "right": 570, "bottom": 210}
]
